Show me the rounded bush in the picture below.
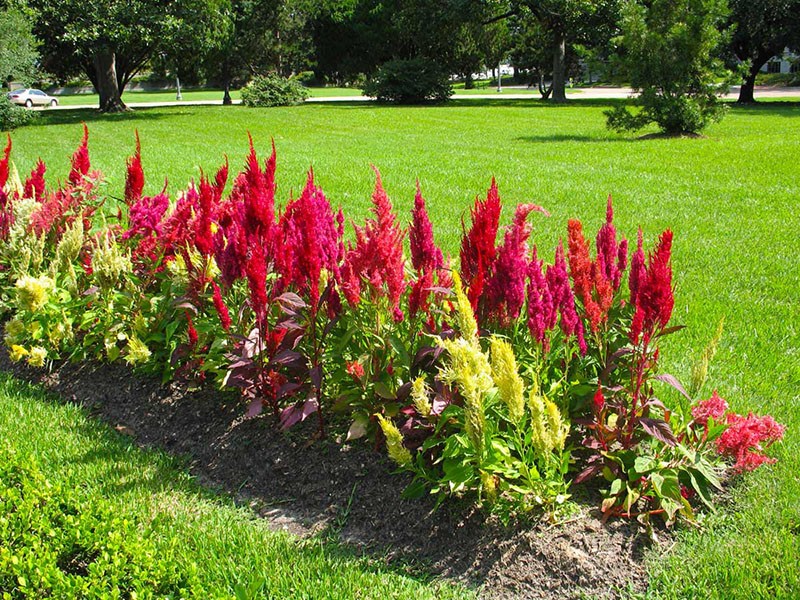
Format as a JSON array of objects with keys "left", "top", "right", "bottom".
[
  {"left": 362, "top": 59, "right": 453, "bottom": 104},
  {"left": 0, "top": 95, "right": 35, "bottom": 131},
  {"left": 241, "top": 74, "right": 309, "bottom": 108}
]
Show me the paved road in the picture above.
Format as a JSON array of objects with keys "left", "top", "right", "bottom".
[{"left": 48, "top": 85, "right": 800, "bottom": 111}]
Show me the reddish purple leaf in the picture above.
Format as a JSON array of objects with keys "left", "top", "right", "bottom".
[
  {"left": 279, "top": 398, "right": 319, "bottom": 430},
  {"left": 654, "top": 373, "right": 691, "bottom": 401},
  {"left": 640, "top": 417, "right": 677, "bottom": 446},
  {"left": 246, "top": 398, "right": 264, "bottom": 418}
]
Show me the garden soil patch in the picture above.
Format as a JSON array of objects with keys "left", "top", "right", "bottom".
[{"left": 1, "top": 355, "right": 659, "bottom": 599}]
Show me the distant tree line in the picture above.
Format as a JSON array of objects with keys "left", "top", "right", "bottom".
[{"left": 0, "top": 0, "right": 798, "bottom": 111}]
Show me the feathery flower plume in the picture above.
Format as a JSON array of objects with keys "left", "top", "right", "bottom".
[
  {"left": 485, "top": 203, "right": 546, "bottom": 326},
  {"left": 408, "top": 184, "right": 445, "bottom": 318},
  {"left": 691, "top": 390, "right": 728, "bottom": 427},
  {"left": 23, "top": 160, "right": 46, "bottom": 202},
  {"left": 186, "top": 313, "right": 199, "bottom": 347},
  {"left": 567, "top": 219, "right": 604, "bottom": 332},
  {"left": 193, "top": 177, "right": 217, "bottom": 257},
  {"left": 490, "top": 337, "right": 525, "bottom": 422},
  {"left": 409, "top": 184, "right": 443, "bottom": 273},
  {"left": 628, "top": 228, "right": 646, "bottom": 305},
  {"left": 67, "top": 124, "right": 90, "bottom": 185},
  {"left": 546, "top": 242, "right": 587, "bottom": 354},
  {"left": 716, "top": 412, "right": 785, "bottom": 472},
  {"left": 526, "top": 246, "right": 555, "bottom": 350},
  {"left": 460, "top": 179, "right": 501, "bottom": 313},
  {"left": 630, "top": 230, "right": 674, "bottom": 344},
  {"left": 340, "top": 168, "right": 406, "bottom": 312},
  {"left": 595, "top": 196, "right": 628, "bottom": 291},
  {"left": 211, "top": 281, "right": 232, "bottom": 331},
  {"left": 124, "top": 188, "right": 170, "bottom": 241},
  {"left": 277, "top": 170, "right": 342, "bottom": 311},
  {"left": 411, "top": 376, "right": 432, "bottom": 418},
  {"left": 377, "top": 414, "right": 412, "bottom": 466},
  {"left": 0, "top": 135, "right": 10, "bottom": 189},
  {"left": 125, "top": 131, "right": 145, "bottom": 205}
]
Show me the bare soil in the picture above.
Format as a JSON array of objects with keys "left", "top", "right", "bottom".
[{"left": 1, "top": 354, "right": 659, "bottom": 599}]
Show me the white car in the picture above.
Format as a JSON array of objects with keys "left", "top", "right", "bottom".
[{"left": 6, "top": 89, "right": 59, "bottom": 108}]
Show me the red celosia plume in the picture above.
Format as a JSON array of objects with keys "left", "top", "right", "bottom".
[
  {"left": 340, "top": 168, "right": 406, "bottom": 316},
  {"left": 67, "top": 124, "right": 90, "bottom": 186},
  {"left": 630, "top": 230, "right": 674, "bottom": 345},
  {"left": 0, "top": 135, "right": 11, "bottom": 189},
  {"left": 125, "top": 131, "right": 145, "bottom": 206},
  {"left": 24, "top": 159, "right": 47, "bottom": 202},
  {"left": 460, "top": 178, "right": 501, "bottom": 313}
]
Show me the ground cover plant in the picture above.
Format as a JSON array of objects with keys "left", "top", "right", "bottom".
[{"left": 1, "top": 99, "right": 792, "bottom": 600}]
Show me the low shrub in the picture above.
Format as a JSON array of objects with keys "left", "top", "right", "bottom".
[
  {"left": 0, "top": 96, "right": 35, "bottom": 131},
  {"left": 362, "top": 59, "right": 452, "bottom": 104},
  {"left": 241, "top": 74, "right": 309, "bottom": 107},
  {"left": 0, "top": 127, "right": 785, "bottom": 523}
]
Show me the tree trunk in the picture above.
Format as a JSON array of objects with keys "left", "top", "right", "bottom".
[
  {"left": 737, "top": 69, "right": 757, "bottom": 103},
  {"left": 223, "top": 80, "right": 232, "bottom": 105},
  {"left": 465, "top": 73, "right": 474, "bottom": 89},
  {"left": 551, "top": 29, "right": 567, "bottom": 103},
  {"left": 93, "top": 50, "right": 127, "bottom": 112},
  {"left": 538, "top": 72, "right": 552, "bottom": 100}
]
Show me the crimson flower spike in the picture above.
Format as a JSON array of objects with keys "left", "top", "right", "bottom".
[
  {"left": 124, "top": 130, "right": 144, "bottom": 206},
  {"left": 0, "top": 135, "right": 11, "bottom": 188},
  {"left": 23, "top": 160, "right": 46, "bottom": 202},
  {"left": 409, "top": 180, "right": 443, "bottom": 273},
  {"left": 68, "top": 123, "right": 90, "bottom": 185}
]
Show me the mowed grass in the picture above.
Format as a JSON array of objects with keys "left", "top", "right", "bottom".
[
  {"left": 51, "top": 86, "right": 366, "bottom": 107},
  {"left": 5, "top": 99, "right": 800, "bottom": 598},
  {"left": 0, "top": 373, "right": 473, "bottom": 599}
]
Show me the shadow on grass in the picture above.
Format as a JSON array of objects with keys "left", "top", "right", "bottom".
[
  {"left": 0, "top": 370, "right": 474, "bottom": 595},
  {"left": 34, "top": 106, "right": 184, "bottom": 127},
  {"left": 727, "top": 101, "right": 800, "bottom": 115},
  {"left": 514, "top": 133, "right": 634, "bottom": 143}
]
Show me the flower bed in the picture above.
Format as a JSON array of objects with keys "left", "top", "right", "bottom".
[{"left": 0, "top": 127, "right": 784, "bottom": 525}]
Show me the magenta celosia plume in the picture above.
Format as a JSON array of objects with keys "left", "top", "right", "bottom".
[
  {"left": 486, "top": 203, "right": 547, "bottom": 327},
  {"left": 276, "top": 170, "right": 343, "bottom": 311}
]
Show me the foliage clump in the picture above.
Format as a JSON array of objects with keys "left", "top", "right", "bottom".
[
  {"left": 241, "top": 74, "right": 309, "bottom": 107},
  {"left": 605, "top": 0, "right": 733, "bottom": 135},
  {"left": 362, "top": 58, "right": 453, "bottom": 104},
  {"left": 0, "top": 96, "right": 35, "bottom": 131}
]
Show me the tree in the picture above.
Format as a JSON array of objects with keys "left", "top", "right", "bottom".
[
  {"left": 0, "top": 5, "right": 40, "bottom": 86},
  {"left": 28, "top": 0, "right": 228, "bottom": 112},
  {"left": 606, "top": 0, "right": 733, "bottom": 135},
  {"left": 728, "top": 0, "right": 800, "bottom": 103}
]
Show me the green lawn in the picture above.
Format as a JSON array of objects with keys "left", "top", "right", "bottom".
[
  {"left": 49, "top": 84, "right": 548, "bottom": 107},
  {"left": 0, "top": 373, "right": 473, "bottom": 599},
  {"left": 4, "top": 99, "right": 800, "bottom": 598}
]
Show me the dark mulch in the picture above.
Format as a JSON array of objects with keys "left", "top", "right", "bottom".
[{"left": 0, "top": 354, "right": 659, "bottom": 599}]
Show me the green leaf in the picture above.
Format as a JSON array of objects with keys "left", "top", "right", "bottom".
[
  {"left": 387, "top": 333, "right": 411, "bottom": 368},
  {"left": 373, "top": 382, "right": 396, "bottom": 400},
  {"left": 609, "top": 478, "right": 623, "bottom": 496},
  {"left": 401, "top": 478, "right": 428, "bottom": 500}
]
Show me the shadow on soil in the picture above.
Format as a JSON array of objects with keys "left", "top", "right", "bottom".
[{"left": 0, "top": 356, "right": 654, "bottom": 600}]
